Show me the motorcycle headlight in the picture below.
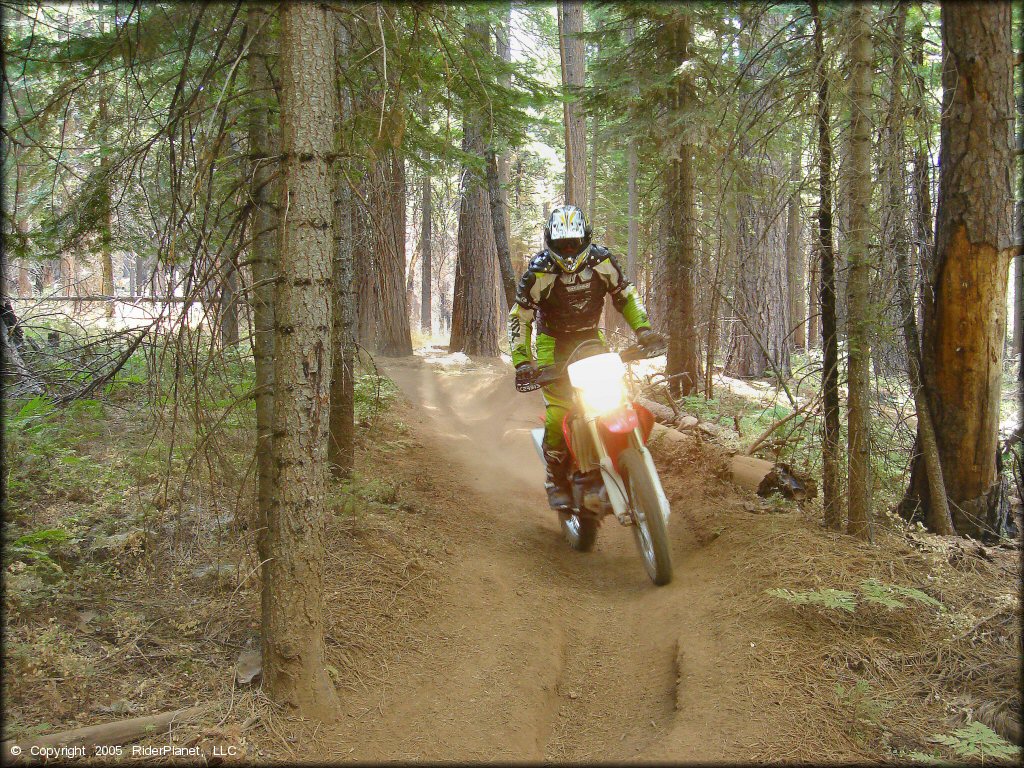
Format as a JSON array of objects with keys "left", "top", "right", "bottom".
[{"left": 567, "top": 353, "right": 628, "bottom": 415}]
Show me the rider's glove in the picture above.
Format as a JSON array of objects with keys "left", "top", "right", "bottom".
[
  {"left": 635, "top": 327, "right": 663, "bottom": 349},
  {"left": 515, "top": 361, "right": 539, "bottom": 390}
]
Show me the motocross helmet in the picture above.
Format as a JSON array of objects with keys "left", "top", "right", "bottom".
[{"left": 544, "top": 204, "right": 592, "bottom": 273}]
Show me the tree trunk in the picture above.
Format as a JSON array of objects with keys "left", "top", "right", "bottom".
[
  {"left": 486, "top": 150, "right": 516, "bottom": 310},
  {"left": 625, "top": 19, "right": 639, "bottom": 286},
  {"left": 134, "top": 254, "right": 149, "bottom": 298},
  {"left": 725, "top": 14, "right": 790, "bottom": 380},
  {"left": 406, "top": 250, "right": 418, "bottom": 323},
  {"left": 420, "top": 171, "right": 432, "bottom": 333},
  {"left": 368, "top": 151, "right": 412, "bottom": 356},
  {"left": 871, "top": 5, "right": 911, "bottom": 379},
  {"left": 449, "top": 17, "right": 502, "bottom": 357},
  {"left": 354, "top": 186, "right": 380, "bottom": 348},
  {"left": 558, "top": 1, "right": 586, "bottom": 207},
  {"left": 807, "top": 243, "right": 820, "bottom": 349},
  {"left": 664, "top": 12, "right": 701, "bottom": 397},
  {"left": 247, "top": 4, "right": 278, "bottom": 568},
  {"left": 648, "top": 209, "right": 669, "bottom": 336},
  {"left": 903, "top": 0, "right": 1015, "bottom": 539},
  {"left": 845, "top": 2, "right": 874, "bottom": 542},
  {"left": 264, "top": 0, "right": 339, "bottom": 718},
  {"left": 1014, "top": 246, "right": 1024, "bottom": 357},
  {"left": 588, "top": 111, "right": 599, "bottom": 219},
  {"left": 889, "top": 5, "right": 954, "bottom": 537},
  {"left": 17, "top": 256, "right": 31, "bottom": 297},
  {"left": 786, "top": 146, "right": 805, "bottom": 350},
  {"left": 910, "top": 18, "right": 935, "bottom": 338},
  {"left": 329, "top": 12, "right": 356, "bottom": 479},
  {"left": 811, "top": 0, "right": 842, "bottom": 530},
  {"left": 487, "top": 6, "right": 515, "bottom": 311},
  {"left": 439, "top": 276, "right": 451, "bottom": 335},
  {"left": 220, "top": 253, "right": 239, "bottom": 347},
  {"left": 98, "top": 7, "right": 114, "bottom": 318},
  {"left": 1014, "top": 91, "right": 1024, "bottom": 357},
  {"left": 725, "top": 158, "right": 790, "bottom": 379},
  {"left": 496, "top": 3, "right": 512, "bottom": 224}
]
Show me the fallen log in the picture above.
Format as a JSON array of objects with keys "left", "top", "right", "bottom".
[
  {"left": 729, "top": 455, "right": 817, "bottom": 500},
  {"left": 729, "top": 455, "right": 775, "bottom": 492},
  {"left": 638, "top": 396, "right": 679, "bottom": 425},
  {"left": 637, "top": 396, "right": 700, "bottom": 430},
  {"left": 1, "top": 705, "right": 209, "bottom": 763},
  {"left": 650, "top": 422, "right": 692, "bottom": 445},
  {"left": 639, "top": 395, "right": 813, "bottom": 499}
]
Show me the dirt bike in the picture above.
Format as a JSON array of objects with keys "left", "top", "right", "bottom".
[{"left": 518, "top": 337, "right": 673, "bottom": 586}]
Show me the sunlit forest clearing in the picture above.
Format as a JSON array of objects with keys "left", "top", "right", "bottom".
[{"left": 1, "top": 1, "right": 1021, "bottom": 764}]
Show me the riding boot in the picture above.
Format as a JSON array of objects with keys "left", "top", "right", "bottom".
[{"left": 543, "top": 448, "right": 572, "bottom": 510}]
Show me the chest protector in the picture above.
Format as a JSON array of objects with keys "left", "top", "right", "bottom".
[{"left": 536, "top": 267, "right": 607, "bottom": 337}]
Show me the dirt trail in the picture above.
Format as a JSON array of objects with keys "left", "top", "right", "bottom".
[{"left": 319, "top": 352, "right": 767, "bottom": 762}]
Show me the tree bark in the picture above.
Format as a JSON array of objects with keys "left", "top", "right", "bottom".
[
  {"left": 496, "top": 3, "right": 512, "bottom": 230},
  {"left": 368, "top": 150, "right": 412, "bottom": 356},
  {"left": 910, "top": 18, "right": 934, "bottom": 337},
  {"left": 725, "top": 13, "right": 790, "bottom": 380},
  {"left": 264, "top": 0, "right": 339, "bottom": 718},
  {"left": 220, "top": 253, "right": 239, "bottom": 347},
  {"left": 329, "top": 13, "right": 356, "bottom": 479},
  {"left": 558, "top": 1, "right": 587, "bottom": 207},
  {"left": 449, "top": 17, "right": 502, "bottom": 357},
  {"left": 664, "top": 11, "right": 701, "bottom": 397},
  {"left": 98, "top": 8, "right": 114, "bottom": 318},
  {"left": 487, "top": 5, "right": 516, "bottom": 311},
  {"left": 17, "top": 256, "right": 31, "bottom": 298},
  {"left": 903, "top": 0, "right": 1015, "bottom": 539},
  {"left": 786, "top": 146, "right": 805, "bottom": 350},
  {"left": 811, "top": 0, "right": 842, "bottom": 530},
  {"left": 420, "top": 170, "right": 432, "bottom": 333},
  {"left": 246, "top": 4, "right": 278, "bottom": 568},
  {"left": 845, "top": 2, "right": 874, "bottom": 542},
  {"left": 807, "top": 243, "right": 820, "bottom": 349},
  {"left": 726, "top": 163, "right": 790, "bottom": 379},
  {"left": 1014, "top": 85, "right": 1024, "bottom": 357},
  {"left": 354, "top": 185, "right": 380, "bottom": 348},
  {"left": 884, "top": 3, "right": 952, "bottom": 535},
  {"left": 872, "top": 5, "right": 911, "bottom": 379},
  {"left": 486, "top": 150, "right": 516, "bottom": 310},
  {"left": 626, "top": 21, "right": 639, "bottom": 286},
  {"left": 1014, "top": 245, "right": 1024, "bottom": 357}
]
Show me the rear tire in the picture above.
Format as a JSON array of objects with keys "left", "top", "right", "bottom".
[
  {"left": 559, "top": 510, "right": 598, "bottom": 552},
  {"left": 621, "top": 447, "right": 673, "bottom": 585}
]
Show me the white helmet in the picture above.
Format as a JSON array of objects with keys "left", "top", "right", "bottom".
[{"left": 544, "top": 204, "right": 592, "bottom": 273}]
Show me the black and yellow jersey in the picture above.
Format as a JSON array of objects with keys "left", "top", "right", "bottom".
[{"left": 507, "top": 245, "right": 651, "bottom": 367}]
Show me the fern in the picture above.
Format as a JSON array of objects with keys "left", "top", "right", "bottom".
[
  {"left": 768, "top": 581, "right": 945, "bottom": 615},
  {"left": 889, "top": 584, "right": 944, "bottom": 611},
  {"left": 858, "top": 579, "right": 907, "bottom": 609},
  {"left": 933, "top": 721, "right": 1020, "bottom": 760},
  {"left": 766, "top": 588, "right": 857, "bottom": 612}
]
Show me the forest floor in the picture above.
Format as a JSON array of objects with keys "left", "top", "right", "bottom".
[{"left": 2, "top": 344, "right": 1021, "bottom": 764}]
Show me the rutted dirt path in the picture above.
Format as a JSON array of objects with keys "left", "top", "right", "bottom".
[{"left": 317, "top": 352, "right": 769, "bottom": 762}]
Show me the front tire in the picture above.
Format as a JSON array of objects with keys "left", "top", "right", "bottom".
[
  {"left": 621, "top": 447, "right": 673, "bottom": 585},
  {"left": 559, "top": 510, "right": 599, "bottom": 552}
]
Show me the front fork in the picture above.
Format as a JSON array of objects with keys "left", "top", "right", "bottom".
[{"left": 583, "top": 416, "right": 646, "bottom": 526}]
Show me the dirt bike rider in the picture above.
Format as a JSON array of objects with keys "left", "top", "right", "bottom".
[{"left": 508, "top": 204, "right": 662, "bottom": 510}]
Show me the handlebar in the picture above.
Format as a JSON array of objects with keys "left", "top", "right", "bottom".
[{"left": 515, "top": 338, "right": 666, "bottom": 393}]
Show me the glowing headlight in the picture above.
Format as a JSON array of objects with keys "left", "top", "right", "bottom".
[{"left": 567, "top": 353, "right": 628, "bottom": 415}]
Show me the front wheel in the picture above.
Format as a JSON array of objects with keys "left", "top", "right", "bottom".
[
  {"left": 559, "top": 510, "right": 599, "bottom": 552},
  {"left": 621, "top": 447, "right": 673, "bottom": 585}
]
